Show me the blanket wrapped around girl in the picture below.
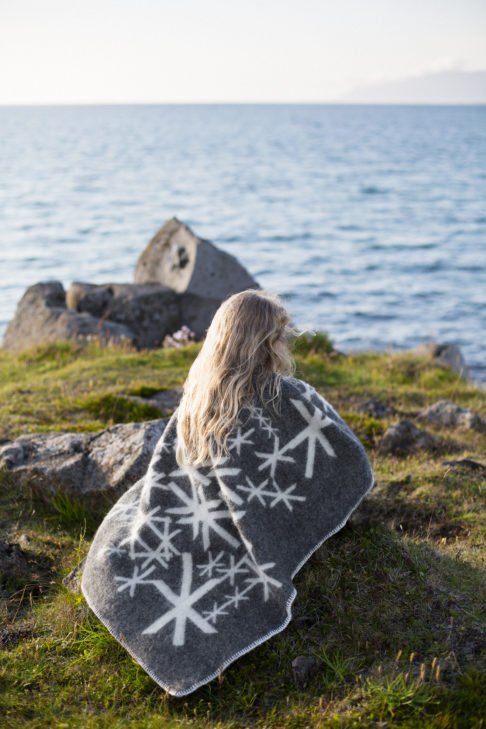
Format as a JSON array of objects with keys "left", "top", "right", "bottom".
[{"left": 81, "top": 289, "right": 374, "bottom": 696}]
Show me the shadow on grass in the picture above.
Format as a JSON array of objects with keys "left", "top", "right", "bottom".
[{"left": 53, "top": 524, "right": 485, "bottom": 728}]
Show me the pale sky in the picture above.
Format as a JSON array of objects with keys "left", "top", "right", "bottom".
[{"left": 0, "top": 0, "right": 485, "bottom": 104}]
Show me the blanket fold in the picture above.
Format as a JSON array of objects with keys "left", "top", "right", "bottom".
[{"left": 81, "top": 376, "right": 374, "bottom": 695}]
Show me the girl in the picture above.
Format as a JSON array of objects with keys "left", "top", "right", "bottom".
[{"left": 81, "top": 289, "right": 374, "bottom": 696}]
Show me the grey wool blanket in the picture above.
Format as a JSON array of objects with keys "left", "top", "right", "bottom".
[{"left": 81, "top": 376, "right": 374, "bottom": 696}]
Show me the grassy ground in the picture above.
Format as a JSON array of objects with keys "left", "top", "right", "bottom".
[{"left": 0, "top": 336, "right": 485, "bottom": 728}]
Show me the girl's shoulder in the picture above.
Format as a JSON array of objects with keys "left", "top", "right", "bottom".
[
  {"left": 281, "top": 375, "right": 321, "bottom": 401},
  {"left": 280, "top": 376, "right": 341, "bottom": 420}
]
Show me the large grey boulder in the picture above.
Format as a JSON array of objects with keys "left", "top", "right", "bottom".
[
  {"left": 2, "top": 282, "right": 135, "bottom": 353},
  {"left": 66, "top": 282, "right": 115, "bottom": 316},
  {"left": 417, "top": 400, "right": 486, "bottom": 432},
  {"left": 2, "top": 219, "right": 260, "bottom": 352},
  {"left": 66, "top": 282, "right": 182, "bottom": 349},
  {"left": 134, "top": 217, "right": 258, "bottom": 300},
  {"left": 0, "top": 419, "right": 167, "bottom": 498}
]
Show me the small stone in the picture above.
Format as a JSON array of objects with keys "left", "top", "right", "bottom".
[
  {"left": 0, "top": 541, "right": 27, "bottom": 576},
  {"left": 357, "top": 399, "right": 395, "bottom": 418},
  {"left": 291, "top": 655, "right": 319, "bottom": 687},
  {"left": 443, "top": 458, "right": 486, "bottom": 473},
  {"left": 418, "top": 400, "right": 486, "bottom": 433},
  {"left": 18, "top": 533, "right": 31, "bottom": 548},
  {"left": 378, "top": 419, "right": 439, "bottom": 455},
  {"left": 62, "top": 557, "right": 87, "bottom": 594}
]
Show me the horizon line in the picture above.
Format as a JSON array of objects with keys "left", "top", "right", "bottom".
[{"left": 1, "top": 100, "right": 486, "bottom": 107}]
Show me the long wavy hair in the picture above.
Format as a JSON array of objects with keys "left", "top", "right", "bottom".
[{"left": 176, "top": 289, "right": 295, "bottom": 467}]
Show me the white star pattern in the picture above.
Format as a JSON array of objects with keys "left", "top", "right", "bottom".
[
  {"left": 225, "top": 585, "right": 250, "bottom": 609},
  {"left": 280, "top": 399, "right": 336, "bottom": 477},
  {"left": 142, "top": 466, "right": 169, "bottom": 504},
  {"left": 294, "top": 380, "right": 316, "bottom": 403},
  {"left": 267, "top": 482, "right": 306, "bottom": 511},
  {"left": 250, "top": 407, "right": 278, "bottom": 437},
  {"left": 197, "top": 550, "right": 225, "bottom": 578},
  {"left": 115, "top": 564, "right": 156, "bottom": 597},
  {"left": 95, "top": 542, "right": 127, "bottom": 560},
  {"left": 228, "top": 426, "right": 255, "bottom": 455},
  {"left": 216, "top": 554, "right": 249, "bottom": 585},
  {"left": 142, "top": 553, "right": 220, "bottom": 645},
  {"left": 244, "top": 561, "right": 282, "bottom": 601},
  {"left": 254, "top": 436, "right": 295, "bottom": 479},
  {"left": 237, "top": 477, "right": 306, "bottom": 511},
  {"left": 99, "top": 379, "right": 345, "bottom": 646},
  {"left": 237, "top": 476, "right": 270, "bottom": 506},
  {"left": 203, "top": 601, "right": 229, "bottom": 624},
  {"left": 106, "top": 497, "right": 139, "bottom": 526},
  {"left": 171, "top": 459, "right": 244, "bottom": 506},
  {"left": 166, "top": 480, "right": 245, "bottom": 550}
]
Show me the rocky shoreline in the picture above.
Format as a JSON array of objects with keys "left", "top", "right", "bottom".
[{"left": 1, "top": 217, "right": 258, "bottom": 353}]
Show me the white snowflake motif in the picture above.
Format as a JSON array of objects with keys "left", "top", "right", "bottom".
[
  {"left": 142, "top": 553, "right": 221, "bottom": 645},
  {"left": 237, "top": 476, "right": 306, "bottom": 511},
  {"left": 244, "top": 561, "right": 282, "bottom": 601},
  {"left": 95, "top": 542, "right": 127, "bottom": 561},
  {"left": 117, "top": 506, "right": 181, "bottom": 568},
  {"left": 280, "top": 399, "right": 336, "bottom": 477},
  {"left": 203, "top": 601, "right": 229, "bottom": 625},
  {"left": 237, "top": 476, "right": 270, "bottom": 506},
  {"left": 197, "top": 550, "right": 225, "bottom": 578},
  {"left": 171, "top": 459, "right": 243, "bottom": 506},
  {"left": 106, "top": 496, "right": 139, "bottom": 526},
  {"left": 294, "top": 380, "right": 316, "bottom": 404},
  {"left": 142, "top": 464, "right": 169, "bottom": 503},
  {"left": 216, "top": 554, "right": 249, "bottom": 585},
  {"left": 208, "top": 458, "right": 245, "bottom": 506},
  {"left": 227, "top": 426, "right": 255, "bottom": 456},
  {"left": 225, "top": 586, "right": 250, "bottom": 609},
  {"left": 267, "top": 482, "right": 306, "bottom": 511},
  {"left": 114, "top": 564, "right": 156, "bottom": 598},
  {"left": 254, "top": 435, "right": 295, "bottom": 479},
  {"left": 166, "top": 480, "right": 245, "bottom": 550},
  {"left": 249, "top": 407, "right": 279, "bottom": 439}
]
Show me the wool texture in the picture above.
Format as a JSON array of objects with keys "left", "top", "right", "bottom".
[{"left": 81, "top": 376, "right": 374, "bottom": 696}]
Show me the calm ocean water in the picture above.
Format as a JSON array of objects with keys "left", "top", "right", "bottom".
[{"left": 1, "top": 104, "right": 485, "bottom": 381}]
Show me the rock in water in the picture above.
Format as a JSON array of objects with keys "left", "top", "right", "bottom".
[
  {"left": 0, "top": 419, "right": 167, "bottom": 497},
  {"left": 66, "top": 282, "right": 115, "bottom": 316},
  {"left": 1, "top": 282, "right": 135, "bottom": 353},
  {"left": 67, "top": 282, "right": 182, "bottom": 349},
  {"left": 412, "top": 341, "right": 468, "bottom": 377},
  {"left": 2, "top": 219, "right": 260, "bottom": 352},
  {"left": 134, "top": 217, "right": 259, "bottom": 300}
]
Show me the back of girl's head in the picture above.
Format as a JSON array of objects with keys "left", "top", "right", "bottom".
[{"left": 176, "top": 289, "right": 294, "bottom": 466}]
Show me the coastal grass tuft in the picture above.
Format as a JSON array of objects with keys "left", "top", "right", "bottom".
[
  {"left": 0, "top": 333, "right": 485, "bottom": 727},
  {"left": 80, "top": 393, "right": 162, "bottom": 424}
]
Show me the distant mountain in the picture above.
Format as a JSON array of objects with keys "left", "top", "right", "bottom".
[{"left": 342, "top": 70, "right": 486, "bottom": 104}]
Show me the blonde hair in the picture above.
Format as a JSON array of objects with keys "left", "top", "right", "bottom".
[{"left": 176, "top": 289, "right": 295, "bottom": 467}]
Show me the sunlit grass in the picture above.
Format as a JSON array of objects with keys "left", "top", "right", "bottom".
[{"left": 0, "top": 334, "right": 485, "bottom": 727}]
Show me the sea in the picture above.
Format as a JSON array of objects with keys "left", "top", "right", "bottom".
[{"left": 1, "top": 104, "right": 485, "bottom": 382}]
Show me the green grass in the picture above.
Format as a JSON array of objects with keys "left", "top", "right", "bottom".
[{"left": 0, "top": 335, "right": 485, "bottom": 728}]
